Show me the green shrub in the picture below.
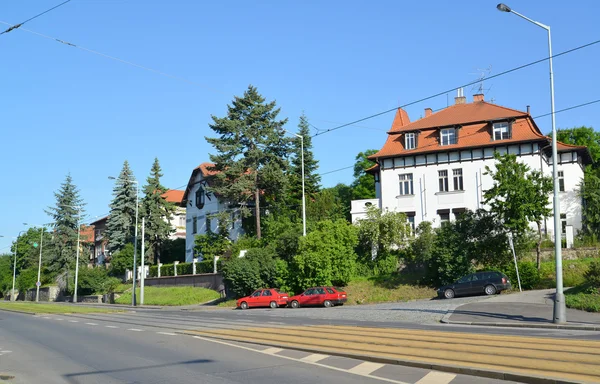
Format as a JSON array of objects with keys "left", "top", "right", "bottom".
[
  {"left": 75, "top": 267, "right": 121, "bottom": 295},
  {"left": 222, "top": 256, "right": 263, "bottom": 298},
  {"left": 373, "top": 252, "right": 399, "bottom": 276},
  {"left": 109, "top": 244, "right": 134, "bottom": 276},
  {"left": 515, "top": 261, "right": 540, "bottom": 290},
  {"left": 160, "top": 264, "right": 174, "bottom": 277},
  {"left": 16, "top": 268, "right": 38, "bottom": 292},
  {"left": 586, "top": 260, "right": 600, "bottom": 288},
  {"left": 177, "top": 262, "right": 193, "bottom": 275},
  {"left": 149, "top": 265, "right": 158, "bottom": 277}
]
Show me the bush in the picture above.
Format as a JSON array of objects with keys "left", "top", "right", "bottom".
[
  {"left": 149, "top": 265, "right": 158, "bottom": 277},
  {"left": 160, "top": 264, "right": 174, "bottom": 277},
  {"left": 177, "top": 262, "right": 193, "bottom": 275},
  {"left": 222, "top": 256, "right": 262, "bottom": 298},
  {"left": 16, "top": 268, "right": 38, "bottom": 292},
  {"left": 76, "top": 267, "right": 121, "bottom": 295},
  {"left": 586, "top": 260, "right": 600, "bottom": 288},
  {"left": 109, "top": 244, "right": 134, "bottom": 276}
]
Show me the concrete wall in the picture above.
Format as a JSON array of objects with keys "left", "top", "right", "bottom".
[
  {"left": 23, "top": 286, "right": 60, "bottom": 302},
  {"left": 144, "top": 273, "right": 223, "bottom": 291}
]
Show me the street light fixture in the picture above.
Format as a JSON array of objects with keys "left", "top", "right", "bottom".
[
  {"left": 497, "top": 3, "right": 565, "bottom": 323},
  {"left": 294, "top": 133, "right": 307, "bottom": 237},
  {"left": 108, "top": 175, "right": 139, "bottom": 306},
  {"left": 23, "top": 223, "right": 47, "bottom": 302}
]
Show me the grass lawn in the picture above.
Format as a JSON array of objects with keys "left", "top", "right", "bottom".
[
  {"left": 0, "top": 301, "right": 122, "bottom": 314},
  {"left": 565, "top": 284, "right": 600, "bottom": 312},
  {"left": 343, "top": 273, "right": 435, "bottom": 305},
  {"left": 537, "top": 258, "right": 596, "bottom": 289},
  {"left": 216, "top": 299, "right": 237, "bottom": 307},
  {"left": 115, "top": 286, "right": 220, "bottom": 306}
]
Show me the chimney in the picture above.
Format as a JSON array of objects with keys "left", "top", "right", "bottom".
[
  {"left": 424, "top": 108, "right": 433, "bottom": 117},
  {"left": 473, "top": 94, "right": 484, "bottom": 102},
  {"left": 455, "top": 87, "right": 466, "bottom": 105},
  {"left": 527, "top": 105, "right": 531, "bottom": 114}
]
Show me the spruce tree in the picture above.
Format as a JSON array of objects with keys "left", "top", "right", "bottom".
[
  {"left": 288, "top": 114, "right": 321, "bottom": 214},
  {"left": 45, "top": 174, "right": 86, "bottom": 275},
  {"left": 105, "top": 161, "right": 137, "bottom": 254},
  {"left": 140, "top": 158, "right": 176, "bottom": 264},
  {"left": 351, "top": 149, "right": 378, "bottom": 199},
  {"left": 206, "top": 85, "right": 290, "bottom": 239}
]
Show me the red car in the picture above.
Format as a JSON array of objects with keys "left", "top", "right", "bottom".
[
  {"left": 288, "top": 286, "right": 347, "bottom": 308},
  {"left": 236, "top": 288, "right": 289, "bottom": 309}
]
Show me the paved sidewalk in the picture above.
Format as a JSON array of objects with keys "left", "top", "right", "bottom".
[{"left": 442, "top": 289, "right": 600, "bottom": 330}]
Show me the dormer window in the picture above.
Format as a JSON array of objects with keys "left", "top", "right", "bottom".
[
  {"left": 493, "top": 122, "right": 511, "bottom": 140},
  {"left": 405, "top": 133, "right": 416, "bottom": 150},
  {"left": 440, "top": 128, "right": 457, "bottom": 146},
  {"left": 195, "top": 186, "right": 205, "bottom": 209}
]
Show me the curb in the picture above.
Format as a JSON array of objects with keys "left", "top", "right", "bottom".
[
  {"left": 440, "top": 311, "right": 600, "bottom": 331},
  {"left": 182, "top": 331, "right": 587, "bottom": 384}
]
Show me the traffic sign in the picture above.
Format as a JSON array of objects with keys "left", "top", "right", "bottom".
[
  {"left": 36, "top": 281, "right": 41, "bottom": 287},
  {"left": 33, "top": 242, "right": 39, "bottom": 248}
]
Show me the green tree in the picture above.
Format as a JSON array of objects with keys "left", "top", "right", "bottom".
[
  {"left": 291, "top": 219, "right": 358, "bottom": 290},
  {"left": 108, "top": 243, "right": 134, "bottom": 276},
  {"left": 484, "top": 153, "right": 552, "bottom": 269},
  {"left": 288, "top": 114, "right": 320, "bottom": 216},
  {"left": 0, "top": 255, "right": 14, "bottom": 296},
  {"left": 105, "top": 160, "right": 137, "bottom": 254},
  {"left": 45, "top": 174, "right": 86, "bottom": 280},
  {"left": 140, "top": 158, "right": 177, "bottom": 265},
  {"left": 160, "top": 238, "right": 186, "bottom": 264},
  {"left": 356, "top": 206, "right": 409, "bottom": 262},
  {"left": 351, "top": 149, "right": 378, "bottom": 199},
  {"left": 262, "top": 214, "right": 302, "bottom": 261},
  {"left": 308, "top": 184, "right": 352, "bottom": 223},
  {"left": 10, "top": 227, "right": 52, "bottom": 273},
  {"left": 555, "top": 126, "right": 600, "bottom": 163},
  {"left": 205, "top": 85, "right": 290, "bottom": 239},
  {"left": 580, "top": 170, "right": 600, "bottom": 237},
  {"left": 194, "top": 211, "right": 233, "bottom": 261}
]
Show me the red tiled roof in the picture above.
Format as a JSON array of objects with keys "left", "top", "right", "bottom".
[
  {"left": 162, "top": 189, "right": 184, "bottom": 204},
  {"left": 371, "top": 101, "right": 545, "bottom": 159},
  {"left": 80, "top": 225, "right": 94, "bottom": 243},
  {"left": 195, "top": 162, "right": 218, "bottom": 176}
]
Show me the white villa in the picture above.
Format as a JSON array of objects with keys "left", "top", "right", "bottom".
[{"left": 351, "top": 93, "right": 591, "bottom": 244}]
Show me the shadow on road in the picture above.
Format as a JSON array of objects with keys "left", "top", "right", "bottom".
[{"left": 62, "top": 359, "right": 213, "bottom": 383}]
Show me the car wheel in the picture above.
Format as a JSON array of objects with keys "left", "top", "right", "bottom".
[
  {"left": 444, "top": 289, "right": 455, "bottom": 299},
  {"left": 323, "top": 300, "right": 333, "bottom": 308},
  {"left": 269, "top": 301, "right": 277, "bottom": 309},
  {"left": 240, "top": 301, "right": 249, "bottom": 310},
  {"left": 290, "top": 300, "right": 299, "bottom": 309},
  {"left": 484, "top": 285, "right": 497, "bottom": 295}
]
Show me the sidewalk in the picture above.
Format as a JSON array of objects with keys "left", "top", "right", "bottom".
[{"left": 441, "top": 289, "right": 600, "bottom": 330}]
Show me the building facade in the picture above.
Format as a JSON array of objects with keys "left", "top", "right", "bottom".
[
  {"left": 352, "top": 94, "right": 591, "bottom": 243},
  {"left": 182, "top": 162, "right": 243, "bottom": 262}
]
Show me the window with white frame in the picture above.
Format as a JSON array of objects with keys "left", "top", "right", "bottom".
[
  {"left": 405, "top": 133, "right": 416, "bottom": 150},
  {"left": 558, "top": 171, "right": 565, "bottom": 192},
  {"left": 398, "top": 173, "right": 414, "bottom": 195},
  {"left": 453, "top": 168, "right": 464, "bottom": 191},
  {"left": 438, "top": 170, "right": 449, "bottom": 192},
  {"left": 561, "top": 214, "right": 567, "bottom": 235},
  {"left": 493, "top": 122, "right": 511, "bottom": 140},
  {"left": 406, "top": 215, "right": 415, "bottom": 233},
  {"left": 440, "top": 128, "right": 457, "bottom": 146},
  {"left": 179, "top": 216, "right": 185, "bottom": 227},
  {"left": 192, "top": 216, "right": 198, "bottom": 234}
]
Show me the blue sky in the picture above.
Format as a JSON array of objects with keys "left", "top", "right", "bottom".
[{"left": 1, "top": 0, "right": 599, "bottom": 252}]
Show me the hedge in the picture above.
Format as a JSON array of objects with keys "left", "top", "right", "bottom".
[{"left": 148, "top": 259, "right": 223, "bottom": 277}]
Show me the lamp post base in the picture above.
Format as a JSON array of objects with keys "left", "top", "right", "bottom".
[{"left": 553, "top": 291, "right": 567, "bottom": 324}]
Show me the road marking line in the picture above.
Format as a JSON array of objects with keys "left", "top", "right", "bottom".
[
  {"left": 85, "top": 323, "right": 98, "bottom": 326},
  {"left": 128, "top": 328, "right": 143, "bottom": 332},
  {"left": 68, "top": 320, "right": 79, "bottom": 323},
  {"left": 267, "top": 321, "right": 285, "bottom": 324},
  {"left": 300, "top": 353, "right": 329, "bottom": 363},
  {"left": 105, "top": 325, "right": 119, "bottom": 328},
  {"left": 415, "top": 371, "right": 456, "bottom": 384},
  {"left": 0, "top": 350, "right": 12, "bottom": 353},
  {"left": 157, "top": 332, "right": 177, "bottom": 336},
  {"left": 55, "top": 318, "right": 64, "bottom": 321},
  {"left": 191, "top": 336, "right": 409, "bottom": 384},
  {"left": 42, "top": 317, "right": 50, "bottom": 319},
  {"left": 262, "top": 347, "right": 283, "bottom": 354},
  {"left": 348, "top": 362, "right": 385, "bottom": 375}
]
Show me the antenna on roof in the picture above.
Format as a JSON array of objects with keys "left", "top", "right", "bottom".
[{"left": 469, "top": 65, "right": 493, "bottom": 95}]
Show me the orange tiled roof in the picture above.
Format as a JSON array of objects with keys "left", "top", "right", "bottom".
[
  {"left": 371, "top": 101, "right": 545, "bottom": 159},
  {"left": 80, "top": 225, "right": 94, "bottom": 243},
  {"left": 195, "top": 162, "right": 218, "bottom": 176},
  {"left": 162, "top": 189, "right": 185, "bottom": 204}
]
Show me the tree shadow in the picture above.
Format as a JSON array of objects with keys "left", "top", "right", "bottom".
[
  {"left": 369, "top": 271, "right": 429, "bottom": 289},
  {"left": 62, "top": 358, "right": 212, "bottom": 384}
]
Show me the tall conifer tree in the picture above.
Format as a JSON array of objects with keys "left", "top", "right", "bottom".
[{"left": 105, "top": 160, "right": 137, "bottom": 253}]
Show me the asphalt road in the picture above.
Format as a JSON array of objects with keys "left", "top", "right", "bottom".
[{"left": 0, "top": 310, "right": 520, "bottom": 384}]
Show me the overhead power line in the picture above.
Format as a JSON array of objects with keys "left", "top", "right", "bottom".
[
  {"left": 0, "top": 0, "right": 71, "bottom": 35},
  {"left": 312, "top": 38, "right": 600, "bottom": 138},
  {"left": 0, "top": 21, "right": 227, "bottom": 96}
]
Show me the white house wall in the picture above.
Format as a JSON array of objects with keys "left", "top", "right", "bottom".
[
  {"left": 373, "top": 143, "right": 584, "bottom": 238},
  {"left": 185, "top": 172, "right": 244, "bottom": 262}
]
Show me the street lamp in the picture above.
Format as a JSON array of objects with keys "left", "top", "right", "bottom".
[
  {"left": 497, "top": 3, "right": 565, "bottom": 323},
  {"left": 294, "top": 133, "right": 307, "bottom": 237},
  {"left": 23, "top": 223, "right": 47, "bottom": 302},
  {"left": 12, "top": 231, "right": 26, "bottom": 301},
  {"left": 61, "top": 205, "right": 83, "bottom": 303},
  {"left": 108, "top": 176, "right": 139, "bottom": 306}
]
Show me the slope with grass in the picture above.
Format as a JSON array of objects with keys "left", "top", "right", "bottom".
[
  {"left": 343, "top": 273, "right": 435, "bottom": 305},
  {"left": 115, "top": 286, "right": 220, "bottom": 306},
  {"left": 565, "top": 284, "right": 600, "bottom": 312}
]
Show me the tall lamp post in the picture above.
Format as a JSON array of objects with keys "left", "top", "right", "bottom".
[
  {"left": 497, "top": 3, "right": 565, "bottom": 323},
  {"left": 109, "top": 176, "right": 139, "bottom": 306},
  {"left": 12, "top": 231, "right": 26, "bottom": 301},
  {"left": 23, "top": 223, "right": 47, "bottom": 302},
  {"left": 294, "top": 133, "right": 307, "bottom": 237}
]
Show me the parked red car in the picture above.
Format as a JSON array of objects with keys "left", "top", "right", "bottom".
[
  {"left": 236, "top": 288, "right": 289, "bottom": 309},
  {"left": 288, "top": 286, "right": 347, "bottom": 308}
]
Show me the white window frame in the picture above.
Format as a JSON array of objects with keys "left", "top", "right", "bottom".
[
  {"left": 453, "top": 168, "right": 464, "bottom": 191},
  {"left": 399, "top": 173, "right": 414, "bottom": 195},
  {"left": 440, "top": 128, "right": 457, "bottom": 146},
  {"left": 561, "top": 213, "right": 567, "bottom": 235},
  {"left": 405, "top": 133, "right": 416, "bottom": 150},
  {"left": 192, "top": 216, "right": 198, "bottom": 234},
  {"left": 558, "top": 170, "right": 565, "bottom": 192},
  {"left": 493, "top": 122, "right": 511, "bottom": 141},
  {"left": 438, "top": 170, "right": 449, "bottom": 192}
]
